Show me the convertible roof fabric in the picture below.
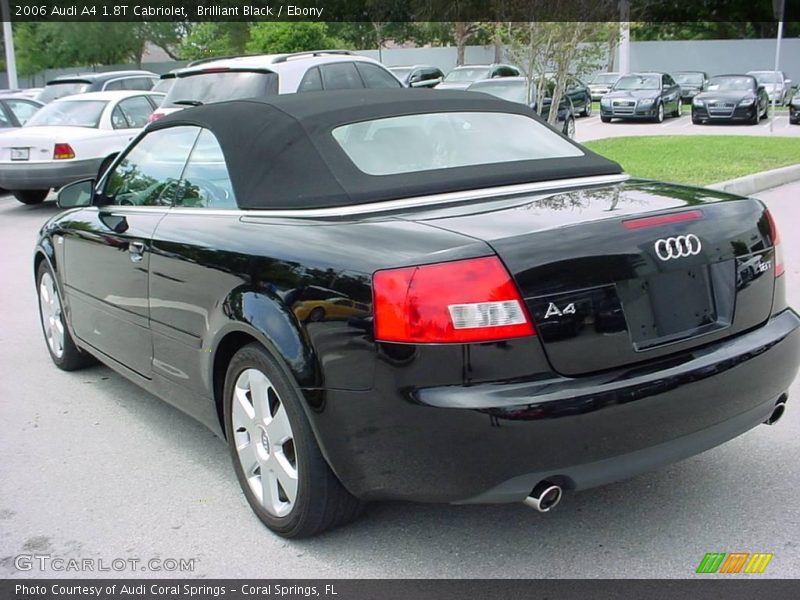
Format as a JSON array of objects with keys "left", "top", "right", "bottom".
[{"left": 152, "top": 89, "right": 623, "bottom": 210}]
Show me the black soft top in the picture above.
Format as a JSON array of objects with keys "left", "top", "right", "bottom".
[{"left": 152, "top": 88, "right": 622, "bottom": 210}]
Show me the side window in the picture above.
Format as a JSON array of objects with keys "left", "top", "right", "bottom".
[
  {"left": 426, "top": 69, "right": 443, "bottom": 82},
  {"left": 125, "top": 77, "right": 157, "bottom": 91},
  {"left": 0, "top": 105, "right": 11, "bottom": 128},
  {"left": 664, "top": 75, "right": 674, "bottom": 87},
  {"left": 355, "top": 62, "right": 402, "bottom": 89},
  {"left": 104, "top": 79, "right": 125, "bottom": 91},
  {"left": 116, "top": 96, "right": 156, "bottom": 128},
  {"left": 298, "top": 67, "right": 323, "bottom": 93},
  {"left": 103, "top": 126, "right": 199, "bottom": 206},
  {"left": 175, "top": 129, "right": 237, "bottom": 209},
  {"left": 320, "top": 62, "right": 363, "bottom": 90},
  {"left": 5, "top": 100, "right": 40, "bottom": 125},
  {"left": 110, "top": 106, "right": 130, "bottom": 129}
]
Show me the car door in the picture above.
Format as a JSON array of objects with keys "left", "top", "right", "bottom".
[
  {"left": 566, "top": 77, "right": 586, "bottom": 113},
  {"left": 147, "top": 128, "right": 239, "bottom": 413},
  {"left": 662, "top": 74, "right": 679, "bottom": 113},
  {"left": 61, "top": 126, "right": 200, "bottom": 377}
]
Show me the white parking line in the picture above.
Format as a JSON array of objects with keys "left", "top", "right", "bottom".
[{"left": 663, "top": 116, "right": 687, "bottom": 127}]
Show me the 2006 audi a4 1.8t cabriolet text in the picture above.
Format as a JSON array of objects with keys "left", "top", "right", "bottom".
[{"left": 35, "top": 89, "right": 800, "bottom": 538}]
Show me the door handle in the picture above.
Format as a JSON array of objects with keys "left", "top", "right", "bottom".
[{"left": 128, "top": 240, "right": 145, "bottom": 262}]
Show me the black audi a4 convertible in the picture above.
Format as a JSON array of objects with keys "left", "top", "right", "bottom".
[{"left": 35, "top": 89, "right": 799, "bottom": 537}]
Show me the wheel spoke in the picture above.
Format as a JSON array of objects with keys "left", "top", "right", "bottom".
[
  {"left": 265, "top": 402, "right": 292, "bottom": 444},
  {"left": 274, "top": 453, "right": 298, "bottom": 505},
  {"left": 236, "top": 436, "right": 259, "bottom": 477},
  {"left": 232, "top": 382, "right": 255, "bottom": 428},
  {"left": 248, "top": 370, "right": 270, "bottom": 423},
  {"left": 261, "top": 466, "right": 283, "bottom": 514}
]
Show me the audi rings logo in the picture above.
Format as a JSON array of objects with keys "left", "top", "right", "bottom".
[{"left": 654, "top": 234, "right": 702, "bottom": 261}]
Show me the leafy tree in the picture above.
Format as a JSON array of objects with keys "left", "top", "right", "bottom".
[
  {"left": 246, "top": 22, "right": 342, "bottom": 54},
  {"left": 179, "top": 22, "right": 250, "bottom": 60}
]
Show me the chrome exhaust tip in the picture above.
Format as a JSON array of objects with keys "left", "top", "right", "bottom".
[
  {"left": 523, "top": 481, "right": 563, "bottom": 512},
  {"left": 764, "top": 402, "right": 786, "bottom": 426}
]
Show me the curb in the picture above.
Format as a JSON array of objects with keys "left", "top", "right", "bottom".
[{"left": 708, "top": 163, "right": 800, "bottom": 196}]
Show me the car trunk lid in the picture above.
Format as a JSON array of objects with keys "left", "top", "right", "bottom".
[{"left": 406, "top": 180, "right": 777, "bottom": 376}]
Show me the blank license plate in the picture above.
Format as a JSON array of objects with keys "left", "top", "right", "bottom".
[{"left": 10, "top": 148, "right": 29, "bottom": 161}]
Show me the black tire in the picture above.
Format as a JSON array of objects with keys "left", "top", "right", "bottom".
[
  {"left": 672, "top": 101, "right": 682, "bottom": 118},
  {"left": 563, "top": 116, "right": 575, "bottom": 139},
  {"left": 653, "top": 102, "right": 664, "bottom": 123},
  {"left": 13, "top": 190, "right": 49, "bottom": 205},
  {"left": 223, "top": 343, "right": 362, "bottom": 538},
  {"left": 36, "top": 262, "right": 96, "bottom": 371},
  {"left": 581, "top": 96, "right": 591, "bottom": 117},
  {"left": 750, "top": 107, "right": 760, "bottom": 125},
  {"left": 692, "top": 117, "right": 703, "bottom": 125},
  {"left": 600, "top": 115, "right": 611, "bottom": 123},
  {"left": 307, "top": 307, "right": 325, "bottom": 323}
]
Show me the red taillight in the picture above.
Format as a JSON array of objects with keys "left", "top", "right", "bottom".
[
  {"left": 53, "top": 143, "right": 75, "bottom": 160},
  {"left": 373, "top": 256, "right": 535, "bottom": 344},
  {"left": 622, "top": 209, "right": 703, "bottom": 230},
  {"left": 765, "top": 209, "right": 785, "bottom": 277},
  {"left": 147, "top": 112, "right": 165, "bottom": 123}
]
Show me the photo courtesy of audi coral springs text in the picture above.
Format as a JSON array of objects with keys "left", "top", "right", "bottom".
[{"left": 35, "top": 89, "right": 800, "bottom": 537}]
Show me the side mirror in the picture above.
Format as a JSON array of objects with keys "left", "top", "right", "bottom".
[{"left": 57, "top": 179, "right": 95, "bottom": 209}]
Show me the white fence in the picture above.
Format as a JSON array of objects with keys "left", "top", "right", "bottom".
[{"left": 3, "top": 38, "right": 798, "bottom": 89}]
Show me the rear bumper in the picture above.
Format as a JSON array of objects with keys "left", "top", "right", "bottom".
[
  {"left": 0, "top": 158, "right": 102, "bottom": 190},
  {"left": 315, "top": 309, "right": 800, "bottom": 503}
]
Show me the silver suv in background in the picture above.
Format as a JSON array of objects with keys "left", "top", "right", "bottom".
[{"left": 149, "top": 50, "right": 402, "bottom": 122}]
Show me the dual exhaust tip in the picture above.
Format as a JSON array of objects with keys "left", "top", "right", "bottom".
[
  {"left": 764, "top": 401, "right": 786, "bottom": 426},
  {"left": 523, "top": 481, "right": 563, "bottom": 512},
  {"left": 525, "top": 398, "right": 788, "bottom": 512}
]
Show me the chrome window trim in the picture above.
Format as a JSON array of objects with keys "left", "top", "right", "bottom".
[{"left": 85, "top": 174, "right": 630, "bottom": 217}]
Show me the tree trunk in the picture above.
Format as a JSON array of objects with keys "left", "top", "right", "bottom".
[
  {"left": 606, "top": 35, "right": 617, "bottom": 71},
  {"left": 454, "top": 22, "right": 468, "bottom": 66}
]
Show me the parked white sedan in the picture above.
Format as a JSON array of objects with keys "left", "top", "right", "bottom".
[{"left": 0, "top": 90, "right": 163, "bottom": 204}]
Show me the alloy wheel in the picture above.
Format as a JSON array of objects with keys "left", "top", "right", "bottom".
[
  {"left": 231, "top": 368, "right": 298, "bottom": 517},
  {"left": 39, "top": 272, "right": 64, "bottom": 359}
]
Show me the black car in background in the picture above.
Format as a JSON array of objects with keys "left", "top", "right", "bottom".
[
  {"left": 600, "top": 72, "right": 682, "bottom": 122},
  {"left": 673, "top": 71, "right": 709, "bottom": 102},
  {"left": 389, "top": 65, "right": 445, "bottom": 88},
  {"left": 789, "top": 92, "right": 799, "bottom": 124},
  {"left": 547, "top": 73, "right": 593, "bottom": 117},
  {"left": 36, "top": 90, "right": 799, "bottom": 538},
  {"left": 692, "top": 75, "right": 769, "bottom": 124},
  {"left": 36, "top": 70, "right": 159, "bottom": 104},
  {"left": 466, "top": 77, "right": 576, "bottom": 137}
]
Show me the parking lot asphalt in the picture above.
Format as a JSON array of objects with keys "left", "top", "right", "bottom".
[
  {"left": 575, "top": 112, "right": 798, "bottom": 142},
  {"left": 1, "top": 181, "right": 799, "bottom": 579}
]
